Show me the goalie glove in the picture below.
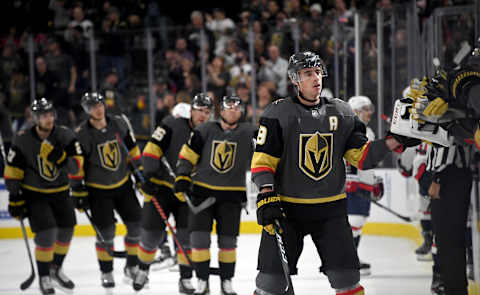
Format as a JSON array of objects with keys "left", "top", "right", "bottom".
[{"left": 256, "top": 190, "right": 284, "bottom": 235}]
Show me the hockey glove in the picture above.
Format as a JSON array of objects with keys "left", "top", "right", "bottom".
[
  {"left": 72, "top": 186, "right": 89, "bottom": 212},
  {"left": 40, "top": 140, "right": 67, "bottom": 166},
  {"left": 8, "top": 193, "right": 27, "bottom": 220},
  {"left": 256, "top": 191, "right": 284, "bottom": 235},
  {"left": 174, "top": 175, "right": 192, "bottom": 194},
  {"left": 386, "top": 131, "right": 422, "bottom": 150},
  {"left": 141, "top": 180, "right": 158, "bottom": 196},
  {"left": 423, "top": 70, "right": 450, "bottom": 118}
]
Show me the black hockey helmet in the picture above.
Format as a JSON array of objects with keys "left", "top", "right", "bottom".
[
  {"left": 81, "top": 92, "right": 106, "bottom": 113},
  {"left": 191, "top": 93, "right": 213, "bottom": 110},
  {"left": 31, "top": 98, "right": 55, "bottom": 122},
  {"left": 220, "top": 95, "right": 242, "bottom": 111},
  {"left": 287, "top": 51, "right": 327, "bottom": 83}
]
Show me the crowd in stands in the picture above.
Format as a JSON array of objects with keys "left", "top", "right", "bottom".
[{"left": 0, "top": 0, "right": 476, "bottom": 143}]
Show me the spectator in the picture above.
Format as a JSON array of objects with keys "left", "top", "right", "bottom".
[
  {"left": 64, "top": 5, "right": 93, "bottom": 41},
  {"left": 175, "top": 37, "right": 195, "bottom": 63},
  {"left": 100, "top": 70, "right": 125, "bottom": 115},
  {"left": 48, "top": 0, "right": 70, "bottom": 30},
  {"left": 6, "top": 72, "right": 29, "bottom": 130},
  {"left": 205, "top": 8, "right": 235, "bottom": 56},
  {"left": 235, "top": 82, "right": 252, "bottom": 122},
  {"left": 258, "top": 44, "right": 289, "bottom": 97},
  {"left": 0, "top": 44, "right": 23, "bottom": 92},
  {"left": 185, "top": 11, "right": 215, "bottom": 58},
  {"left": 45, "top": 37, "right": 77, "bottom": 100},
  {"left": 229, "top": 50, "right": 253, "bottom": 88},
  {"left": 206, "top": 56, "right": 230, "bottom": 114},
  {"left": 155, "top": 91, "right": 176, "bottom": 126}
]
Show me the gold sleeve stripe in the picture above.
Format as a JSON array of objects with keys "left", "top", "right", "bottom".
[
  {"left": 72, "top": 191, "right": 88, "bottom": 197},
  {"left": 179, "top": 144, "right": 200, "bottom": 165},
  {"left": 9, "top": 200, "right": 25, "bottom": 206},
  {"left": 177, "top": 249, "right": 192, "bottom": 266},
  {"left": 194, "top": 181, "right": 246, "bottom": 191},
  {"left": 218, "top": 248, "right": 236, "bottom": 263},
  {"left": 280, "top": 193, "right": 346, "bottom": 204},
  {"left": 69, "top": 156, "right": 84, "bottom": 180},
  {"left": 475, "top": 128, "right": 480, "bottom": 151},
  {"left": 56, "top": 151, "right": 67, "bottom": 165},
  {"left": 343, "top": 142, "right": 370, "bottom": 169},
  {"left": 251, "top": 152, "right": 280, "bottom": 174},
  {"left": 143, "top": 142, "right": 163, "bottom": 159},
  {"left": 4, "top": 165, "right": 24, "bottom": 180},
  {"left": 21, "top": 184, "right": 70, "bottom": 194},
  {"left": 191, "top": 248, "right": 210, "bottom": 263},
  {"left": 129, "top": 146, "right": 142, "bottom": 161}
]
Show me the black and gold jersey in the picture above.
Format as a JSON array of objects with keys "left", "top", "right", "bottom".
[
  {"left": 177, "top": 121, "right": 257, "bottom": 201},
  {"left": 76, "top": 115, "right": 141, "bottom": 189},
  {"left": 4, "top": 125, "right": 83, "bottom": 195},
  {"left": 251, "top": 96, "right": 391, "bottom": 205},
  {"left": 142, "top": 116, "right": 192, "bottom": 189}
]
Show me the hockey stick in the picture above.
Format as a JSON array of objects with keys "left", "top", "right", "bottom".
[
  {"left": 356, "top": 193, "right": 412, "bottom": 222},
  {"left": 273, "top": 219, "right": 295, "bottom": 295},
  {"left": 115, "top": 134, "right": 220, "bottom": 275},
  {"left": 19, "top": 219, "right": 35, "bottom": 290},
  {"left": 84, "top": 209, "right": 127, "bottom": 258},
  {"left": 160, "top": 157, "right": 216, "bottom": 214}
]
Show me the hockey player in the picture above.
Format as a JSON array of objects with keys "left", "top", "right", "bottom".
[
  {"left": 133, "top": 93, "right": 213, "bottom": 293},
  {"left": 250, "top": 51, "right": 419, "bottom": 295},
  {"left": 345, "top": 95, "right": 384, "bottom": 276},
  {"left": 174, "top": 95, "right": 257, "bottom": 295},
  {"left": 5, "top": 98, "right": 84, "bottom": 294},
  {"left": 409, "top": 48, "right": 480, "bottom": 295},
  {"left": 74, "top": 92, "right": 143, "bottom": 290}
]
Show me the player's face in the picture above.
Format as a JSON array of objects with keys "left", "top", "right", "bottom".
[
  {"left": 37, "top": 111, "right": 55, "bottom": 131},
  {"left": 89, "top": 102, "right": 105, "bottom": 120},
  {"left": 297, "top": 67, "right": 323, "bottom": 101},
  {"left": 221, "top": 103, "right": 242, "bottom": 125},
  {"left": 191, "top": 107, "right": 211, "bottom": 127}
]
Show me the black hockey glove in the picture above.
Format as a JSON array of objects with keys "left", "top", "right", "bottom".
[
  {"left": 8, "top": 193, "right": 27, "bottom": 220},
  {"left": 72, "top": 186, "right": 89, "bottom": 212},
  {"left": 141, "top": 180, "right": 158, "bottom": 197},
  {"left": 256, "top": 191, "right": 284, "bottom": 235},
  {"left": 386, "top": 131, "right": 422, "bottom": 150},
  {"left": 174, "top": 175, "right": 192, "bottom": 194}
]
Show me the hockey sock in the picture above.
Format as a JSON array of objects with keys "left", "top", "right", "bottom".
[
  {"left": 52, "top": 241, "right": 70, "bottom": 267},
  {"left": 353, "top": 236, "right": 361, "bottom": 249},
  {"left": 138, "top": 243, "right": 156, "bottom": 270},
  {"left": 36, "top": 245, "right": 54, "bottom": 276},
  {"left": 96, "top": 241, "right": 113, "bottom": 273},
  {"left": 125, "top": 237, "right": 139, "bottom": 267},
  {"left": 192, "top": 248, "right": 210, "bottom": 280},
  {"left": 178, "top": 249, "right": 193, "bottom": 278},
  {"left": 336, "top": 285, "right": 365, "bottom": 295},
  {"left": 420, "top": 219, "right": 433, "bottom": 233},
  {"left": 219, "top": 248, "right": 236, "bottom": 280}
]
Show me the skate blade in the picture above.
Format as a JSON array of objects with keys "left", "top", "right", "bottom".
[
  {"left": 51, "top": 280, "right": 74, "bottom": 294},
  {"left": 417, "top": 253, "right": 433, "bottom": 261}
]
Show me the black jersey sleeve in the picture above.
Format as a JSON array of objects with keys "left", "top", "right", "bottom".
[
  {"left": 142, "top": 124, "right": 173, "bottom": 179},
  {"left": 4, "top": 140, "right": 27, "bottom": 195},
  {"left": 177, "top": 128, "right": 204, "bottom": 176}
]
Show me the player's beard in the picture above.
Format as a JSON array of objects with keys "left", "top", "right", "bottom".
[{"left": 37, "top": 121, "right": 53, "bottom": 132}]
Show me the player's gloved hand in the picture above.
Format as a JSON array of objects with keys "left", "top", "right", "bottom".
[
  {"left": 256, "top": 190, "right": 284, "bottom": 235},
  {"left": 406, "top": 77, "right": 428, "bottom": 100},
  {"left": 40, "top": 140, "right": 66, "bottom": 165},
  {"left": 174, "top": 175, "right": 192, "bottom": 195},
  {"left": 423, "top": 70, "right": 450, "bottom": 118},
  {"left": 141, "top": 180, "right": 158, "bottom": 196},
  {"left": 8, "top": 193, "right": 27, "bottom": 220},
  {"left": 386, "top": 130, "right": 422, "bottom": 150},
  {"left": 72, "top": 186, "right": 89, "bottom": 212}
]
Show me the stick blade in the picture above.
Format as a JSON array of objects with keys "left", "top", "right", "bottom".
[{"left": 20, "top": 272, "right": 35, "bottom": 290}]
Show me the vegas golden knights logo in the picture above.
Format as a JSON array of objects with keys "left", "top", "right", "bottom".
[
  {"left": 210, "top": 140, "right": 237, "bottom": 174},
  {"left": 37, "top": 156, "right": 60, "bottom": 181},
  {"left": 299, "top": 132, "right": 333, "bottom": 180},
  {"left": 97, "top": 140, "right": 121, "bottom": 171}
]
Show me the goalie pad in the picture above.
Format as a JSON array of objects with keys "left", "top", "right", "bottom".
[
  {"left": 390, "top": 98, "right": 450, "bottom": 147},
  {"left": 346, "top": 174, "right": 384, "bottom": 201}
]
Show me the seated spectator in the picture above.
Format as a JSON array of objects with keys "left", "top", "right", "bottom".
[
  {"left": 205, "top": 8, "right": 235, "bottom": 56},
  {"left": 206, "top": 56, "right": 230, "bottom": 106},
  {"left": 155, "top": 91, "right": 176, "bottom": 126},
  {"left": 100, "top": 70, "right": 125, "bottom": 115},
  {"left": 64, "top": 5, "right": 93, "bottom": 41},
  {"left": 258, "top": 44, "right": 288, "bottom": 97}
]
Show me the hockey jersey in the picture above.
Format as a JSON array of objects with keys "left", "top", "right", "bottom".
[
  {"left": 142, "top": 116, "right": 192, "bottom": 189},
  {"left": 4, "top": 125, "right": 83, "bottom": 194},
  {"left": 251, "top": 96, "right": 392, "bottom": 206},
  {"left": 177, "top": 121, "right": 257, "bottom": 201},
  {"left": 75, "top": 115, "right": 141, "bottom": 189}
]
